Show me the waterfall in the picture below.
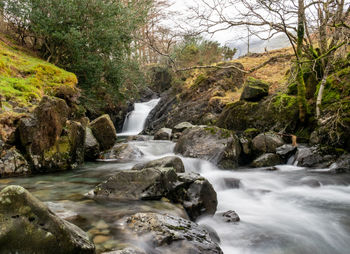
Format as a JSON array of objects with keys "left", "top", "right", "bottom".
[{"left": 120, "top": 98, "right": 160, "bottom": 136}]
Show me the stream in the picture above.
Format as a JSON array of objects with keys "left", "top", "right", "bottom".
[{"left": 1, "top": 100, "right": 350, "bottom": 254}]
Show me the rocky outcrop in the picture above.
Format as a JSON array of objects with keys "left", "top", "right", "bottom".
[
  {"left": 132, "top": 156, "right": 185, "bottom": 173},
  {"left": 90, "top": 166, "right": 217, "bottom": 220},
  {"left": 124, "top": 213, "right": 223, "bottom": 254},
  {"left": 100, "top": 143, "right": 143, "bottom": 162},
  {"left": 84, "top": 127, "right": 100, "bottom": 161},
  {"left": 154, "top": 128, "right": 172, "bottom": 140},
  {"left": 89, "top": 114, "right": 117, "bottom": 151},
  {"left": 0, "top": 147, "right": 31, "bottom": 177},
  {"left": 174, "top": 126, "right": 241, "bottom": 169},
  {"left": 252, "top": 133, "right": 284, "bottom": 154},
  {"left": 251, "top": 153, "right": 282, "bottom": 168},
  {"left": 0, "top": 185, "right": 95, "bottom": 254},
  {"left": 18, "top": 96, "right": 85, "bottom": 172},
  {"left": 240, "top": 77, "right": 269, "bottom": 102}
]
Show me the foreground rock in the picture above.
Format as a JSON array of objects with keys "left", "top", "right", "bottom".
[
  {"left": 154, "top": 127, "right": 172, "bottom": 140},
  {"left": 0, "top": 147, "right": 31, "bottom": 177},
  {"left": 174, "top": 126, "right": 241, "bottom": 169},
  {"left": 84, "top": 127, "right": 100, "bottom": 161},
  {"left": 240, "top": 78, "right": 269, "bottom": 102},
  {"left": 90, "top": 167, "right": 217, "bottom": 220},
  {"left": 252, "top": 133, "right": 284, "bottom": 154},
  {"left": 100, "top": 143, "right": 143, "bottom": 162},
  {"left": 132, "top": 156, "right": 185, "bottom": 173},
  {"left": 89, "top": 114, "right": 117, "bottom": 151},
  {"left": 124, "top": 213, "right": 223, "bottom": 254},
  {"left": 0, "top": 185, "right": 95, "bottom": 254},
  {"left": 19, "top": 97, "right": 85, "bottom": 172},
  {"left": 252, "top": 153, "right": 282, "bottom": 168}
]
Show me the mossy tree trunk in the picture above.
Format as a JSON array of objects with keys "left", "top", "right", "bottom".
[{"left": 296, "top": 0, "right": 307, "bottom": 123}]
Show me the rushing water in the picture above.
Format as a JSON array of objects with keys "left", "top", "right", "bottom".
[
  {"left": 1, "top": 139, "right": 350, "bottom": 253},
  {"left": 120, "top": 98, "right": 160, "bottom": 136},
  {"left": 1, "top": 98, "right": 350, "bottom": 253}
]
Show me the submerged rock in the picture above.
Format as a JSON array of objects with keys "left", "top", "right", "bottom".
[
  {"left": 90, "top": 166, "right": 217, "bottom": 220},
  {"left": 0, "top": 185, "right": 95, "bottom": 254},
  {"left": 124, "top": 213, "right": 223, "bottom": 254},
  {"left": 252, "top": 153, "right": 282, "bottom": 168},
  {"left": 252, "top": 133, "right": 284, "bottom": 154},
  {"left": 223, "top": 178, "right": 241, "bottom": 189},
  {"left": 154, "top": 127, "right": 172, "bottom": 140},
  {"left": 84, "top": 127, "right": 100, "bottom": 161},
  {"left": 90, "top": 114, "right": 117, "bottom": 151},
  {"left": 132, "top": 156, "right": 185, "bottom": 173},
  {"left": 0, "top": 147, "right": 31, "bottom": 177},
  {"left": 100, "top": 143, "right": 143, "bottom": 162},
  {"left": 240, "top": 77, "right": 269, "bottom": 102},
  {"left": 174, "top": 126, "right": 241, "bottom": 169},
  {"left": 215, "top": 210, "right": 240, "bottom": 223}
]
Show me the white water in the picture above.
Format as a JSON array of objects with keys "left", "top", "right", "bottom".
[
  {"left": 120, "top": 98, "right": 160, "bottom": 136},
  {"left": 127, "top": 140, "right": 350, "bottom": 254}
]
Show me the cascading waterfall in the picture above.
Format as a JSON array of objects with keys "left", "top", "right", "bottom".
[{"left": 119, "top": 98, "right": 160, "bottom": 136}]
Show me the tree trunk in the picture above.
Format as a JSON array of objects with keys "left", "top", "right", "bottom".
[
  {"left": 296, "top": 0, "right": 307, "bottom": 123},
  {"left": 316, "top": 63, "right": 331, "bottom": 119}
]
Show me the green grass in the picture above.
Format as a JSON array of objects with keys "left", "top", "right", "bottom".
[{"left": 0, "top": 38, "right": 77, "bottom": 110}]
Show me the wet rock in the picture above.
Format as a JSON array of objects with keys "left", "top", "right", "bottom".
[
  {"left": 223, "top": 178, "right": 241, "bottom": 189},
  {"left": 294, "top": 146, "right": 334, "bottom": 168},
  {"left": 174, "top": 126, "right": 241, "bottom": 169},
  {"left": 252, "top": 133, "right": 284, "bottom": 154},
  {"left": 0, "top": 147, "right": 31, "bottom": 177},
  {"left": 100, "top": 143, "right": 143, "bottom": 162},
  {"left": 84, "top": 127, "right": 100, "bottom": 161},
  {"left": 329, "top": 154, "right": 350, "bottom": 173},
  {"left": 91, "top": 169, "right": 217, "bottom": 221},
  {"left": 103, "top": 247, "right": 146, "bottom": 254},
  {"left": 201, "top": 225, "right": 221, "bottom": 244},
  {"left": 240, "top": 78, "right": 269, "bottom": 102},
  {"left": 132, "top": 156, "right": 185, "bottom": 173},
  {"left": 252, "top": 153, "right": 282, "bottom": 168},
  {"left": 300, "top": 177, "right": 321, "bottom": 187},
  {"left": 90, "top": 114, "right": 117, "bottom": 151},
  {"left": 173, "top": 122, "right": 194, "bottom": 133},
  {"left": 154, "top": 128, "right": 172, "bottom": 140},
  {"left": 126, "top": 135, "right": 153, "bottom": 142},
  {"left": 216, "top": 210, "right": 240, "bottom": 222},
  {"left": 124, "top": 213, "right": 223, "bottom": 254},
  {"left": 276, "top": 144, "right": 297, "bottom": 160},
  {"left": 0, "top": 185, "right": 95, "bottom": 254}
]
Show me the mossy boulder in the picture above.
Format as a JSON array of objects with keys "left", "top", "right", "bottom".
[
  {"left": 0, "top": 185, "right": 95, "bottom": 254},
  {"left": 217, "top": 94, "right": 299, "bottom": 133},
  {"left": 174, "top": 126, "right": 241, "bottom": 169},
  {"left": 252, "top": 133, "right": 285, "bottom": 154},
  {"left": 89, "top": 114, "right": 117, "bottom": 151},
  {"left": 240, "top": 77, "right": 269, "bottom": 102}
]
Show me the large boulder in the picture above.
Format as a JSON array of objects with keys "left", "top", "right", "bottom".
[
  {"left": 124, "top": 213, "right": 223, "bottom": 254},
  {"left": 89, "top": 114, "right": 117, "bottom": 151},
  {"left": 0, "top": 185, "right": 95, "bottom": 254},
  {"left": 90, "top": 167, "right": 217, "bottom": 221},
  {"left": 174, "top": 126, "right": 241, "bottom": 169},
  {"left": 251, "top": 153, "right": 282, "bottom": 168},
  {"left": 252, "top": 133, "right": 284, "bottom": 154},
  {"left": 240, "top": 77, "right": 269, "bottom": 102},
  {"left": 0, "top": 147, "right": 31, "bottom": 177},
  {"left": 18, "top": 96, "right": 85, "bottom": 172},
  {"left": 84, "top": 127, "right": 100, "bottom": 161},
  {"left": 294, "top": 146, "right": 335, "bottom": 168},
  {"left": 132, "top": 156, "right": 185, "bottom": 173},
  {"left": 100, "top": 143, "right": 143, "bottom": 162},
  {"left": 154, "top": 128, "right": 172, "bottom": 140}
]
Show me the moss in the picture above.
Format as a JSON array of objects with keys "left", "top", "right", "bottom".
[
  {"left": 192, "top": 74, "right": 208, "bottom": 88},
  {"left": 273, "top": 93, "right": 297, "bottom": 111},
  {"left": 44, "top": 136, "right": 71, "bottom": 160},
  {"left": 0, "top": 39, "right": 77, "bottom": 111}
]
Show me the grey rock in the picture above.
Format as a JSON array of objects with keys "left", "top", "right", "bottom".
[
  {"left": 0, "top": 147, "right": 31, "bottom": 177},
  {"left": 329, "top": 154, "right": 350, "bottom": 173},
  {"left": 294, "top": 146, "right": 334, "bottom": 168},
  {"left": 240, "top": 78, "right": 269, "bottom": 102},
  {"left": 173, "top": 122, "right": 194, "bottom": 133},
  {"left": 154, "top": 128, "right": 172, "bottom": 140},
  {"left": 132, "top": 156, "right": 185, "bottom": 173},
  {"left": 125, "top": 213, "right": 223, "bottom": 254},
  {"left": 102, "top": 247, "right": 145, "bottom": 254},
  {"left": 174, "top": 126, "right": 241, "bottom": 169},
  {"left": 84, "top": 127, "right": 100, "bottom": 161},
  {"left": 0, "top": 185, "right": 95, "bottom": 254},
  {"left": 216, "top": 210, "right": 240, "bottom": 222},
  {"left": 90, "top": 114, "right": 117, "bottom": 151},
  {"left": 252, "top": 153, "right": 282, "bottom": 168},
  {"left": 300, "top": 177, "right": 321, "bottom": 187},
  {"left": 223, "top": 178, "right": 241, "bottom": 189},
  {"left": 276, "top": 144, "right": 297, "bottom": 159},
  {"left": 126, "top": 135, "right": 153, "bottom": 142},
  {"left": 252, "top": 133, "right": 284, "bottom": 153},
  {"left": 101, "top": 143, "right": 143, "bottom": 162}
]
